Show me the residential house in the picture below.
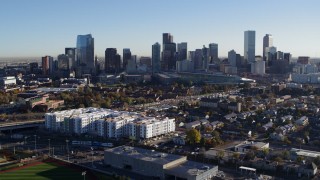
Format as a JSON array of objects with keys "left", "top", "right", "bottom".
[
  {"left": 185, "top": 120, "right": 201, "bottom": 129},
  {"left": 199, "top": 98, "right": 220, "bottom": 108},
  {"left": 295, "top": 116, "right": 309, "bottom": 126},
  {"left": 261, "top": 122, "right": 274, "bottom": 132},
  {"left": 270, "top": 132, "right": 285, "bottom": 141},
  {"left": 228, "top": 102, "right": 242, "bottom": 112},
  {"left": 210, "top": 121, "right": 224, "bottom": 130}
]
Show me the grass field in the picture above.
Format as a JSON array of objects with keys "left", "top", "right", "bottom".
[{"left": 0, "top": 162, "right": 84, "bottom": 180}]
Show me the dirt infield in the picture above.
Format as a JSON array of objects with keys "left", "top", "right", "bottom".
[{"left": 0, "top": 161, "right": 43, "bottom": 174}]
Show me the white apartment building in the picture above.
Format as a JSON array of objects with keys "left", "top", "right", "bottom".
[
  {"left": 45, "top": 108, "right": 175, "bottom": 139},
  {"left": 0, "top": 76, "right": 16, "bottom": 86}
]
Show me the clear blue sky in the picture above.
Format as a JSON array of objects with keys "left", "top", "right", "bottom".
[{"left": 1, "top": 0, "right": 320, "bottom": 58}]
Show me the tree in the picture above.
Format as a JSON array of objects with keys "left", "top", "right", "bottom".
[
  {"left": 232, "top": 152, "right": 240, "bottom": 160},
  {"left": 296, "top": 156, "right": 304, "bottom": 163},
  {"left": 211, "top": 130, "right": 220, "bottom": 138},
  {"left": 313, "top": 156, "right": 320, "bottom": 166},
  {"left": 274, "top": 156, "right": 283, "bottom": 163},
  {"left": 200, "top": 137, "right": 206, "bottom": 147},
  {"left": 282, "top": 150, "right": 290, "bottom": 160},
  {"left": 186, "top": 129, "right": 201, "bottom": 145},
  {"left": 245, "top": 151, "right": 255, "bottom": 160},
  {"left": 217, "top": 151, "right": 225, "bottom": 160},
  {"left": 283, "top": 136, "right": 291, "bottom": 144},
  {"left": 262, "top": 148, "right": 270, "bottom": 157}
]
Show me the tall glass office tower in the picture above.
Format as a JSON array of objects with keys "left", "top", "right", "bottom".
[
  {"left": 152, "top": 42, "right": 161, "bottom": 74},
  {"left": 76, "top": 34, "right": 95, "bottom": 75},
  {"left": 209, "top": 43, "right": 218, "bottom": 62},
  {"left": 263, "top": 34, "right": 273, "bottom": 61},
  {"left": 244, "top": 30, "right": 256, "bottom": 64}
]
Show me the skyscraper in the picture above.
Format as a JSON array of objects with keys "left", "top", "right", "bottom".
[
  {"left": 265, "top": 46, "right": 277, "bottom": 66},
  {"left": 263, "top": 34, "right": 273, "bottom": 61},
  {"left": 42, "top": 56, "right": 53, "bottom": 75},
  {"left": 105, "top": 48, "right": 121, "bottom": 73},
  {"left": 244, "top": 30, "right": 256, "bottom": 64},
  {"left": 152, "top": 42, "right": 161, "bottom": 74},
  {"left": 162, "top": 33, "right": 176, "bottom": 71},
  {"left": 284, "top": 53, "right": 291, "bottom": 63},
  {"left": 163, "top": 33, "right": 173, "bottom": 45},
  {"left": 123, "top": 48, "right": 131, "bottom": 69},
  {"left": 162, "top": 42, "right": 176, "bottom": 71},
  {"left": 228, "top": 50, "right": 237, "bottom": 67},
  {"left": 76, "top": 34, "right": 95, "bottom": 76},
  {"left": 57, "top": 54, "right": 69, "bottom": 70},
  {"left": 202, "top": 45, "right": 209, "bottom": 70},
  {"left": 209, "top": 43, "right": 218, "bottom": 62},
  {"left": 193, "top": 49, "right": 203, "bottom": 70},
  {"left": 177, "top": 42, "right": 187, "bottom": 61},
  {"left": 65, "top": 48, "right": 76, "bottom": 70}
]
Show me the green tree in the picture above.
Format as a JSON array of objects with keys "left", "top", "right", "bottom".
[
  {"left": 211, "top": 130, "right": 220, "bottom": 138},
  {"left": 313, "top": 156, "right": 320, "bottom": 166},
  {"left": 232, "top": 152, "right": 240, "bottom": 160},
  {"left": 296, "top": 156, "right": 304, "bottom": 163},
  {"left": 186, "top": 129, "right": 201, "bottom": 144},
  {"left": 200, "top": 137, "right": 206, "bottom": 147},
  {"left": 217, "top": 151, "right": 225, "bottom": 160},
  {"left": 274, "top": 156, "right": 283, "bottom": 163},
  {"left": 245, "top": 151, "right": 255, "bottom": 160},
  {"left": 262, "top": 148, "right": 270, "bottom": 157},
  {"left": 282, "top": 150, "right": 290, "bottom": 160}
]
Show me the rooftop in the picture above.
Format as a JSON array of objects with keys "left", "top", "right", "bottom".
[
  {"left": 291, "top": 148, "right": 320, "bottom": 158},
  {"left": 165, "top": 160, "right": 217, "bottom": 177},
  {"left": 235, "top": 141, "right": 269, "bottom": 149},
  {"left": 105, "top": 146, "right": 185, "bottom": 166}
]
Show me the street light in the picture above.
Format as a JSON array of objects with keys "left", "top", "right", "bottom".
[
  {"left": 81, "top": 171, "right": 86, "bottom": 180},
  {"left": 66, "top": 139, "right": 69, "bottom": 161},
  {"left": 33, "top": 135, "right": 37, "bottom": 152},
  {"left": 91, "top": 147, "right": 94, "bottom": 167},
  {"left": 48, "top": 139, "right": 51, "bottom": 156}
]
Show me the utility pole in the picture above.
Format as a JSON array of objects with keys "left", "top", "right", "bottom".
[
  {"left": 48, "top": 139, "right": 51, "bottom": 156},
  {"left": 34, "top": 135, "right": 37, "bottom": 152},
  {"left": 91, "top": 147, "right": 94, "bottom": 167},
  {"left": 81, "top": 171, "right": 86, "bottom": 180},
  {"left": 66, "top": 139, "right": 69, "bottom": 161}
]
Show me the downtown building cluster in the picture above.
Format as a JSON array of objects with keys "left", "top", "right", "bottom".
[
  {"left": 17, "top": 30, "right": 320, "bottom": 87},
  {"left": 44, "top": 107, "right": 175, "bottom": 139},
  {"left": 37, "top": 31, "right": 294, "bottom": 79}
]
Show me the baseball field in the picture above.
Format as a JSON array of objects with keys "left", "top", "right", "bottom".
[{"left": 0, "top": 160, "right": 89, "bottom": 180}]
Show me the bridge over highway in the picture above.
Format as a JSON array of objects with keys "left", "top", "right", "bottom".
[{"left": 0, "top": 120, "right": 44, "bottom": 131}]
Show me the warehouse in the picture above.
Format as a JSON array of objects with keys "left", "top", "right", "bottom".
[{"left": 104, "top": 146, "right": 218, "bottom": 180}]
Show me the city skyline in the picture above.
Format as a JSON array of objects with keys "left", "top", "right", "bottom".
[{"left": 1, "top": 0, "right": 320, "bottom": 58}]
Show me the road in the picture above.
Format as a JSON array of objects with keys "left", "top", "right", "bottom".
[{"left": 0, "top": 119, "right": 44, "bottom": 126}]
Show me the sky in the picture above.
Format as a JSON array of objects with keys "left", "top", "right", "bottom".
[{"left": 1, "top": 0, "right": 320, "bottom": 58}]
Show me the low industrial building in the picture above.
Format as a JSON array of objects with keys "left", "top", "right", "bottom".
[
  {"left": 104, "top": 146, "right": 218, "bottom": 180},
  {"left": 234, "top": 141, "right": 269, "bottom": 153}
]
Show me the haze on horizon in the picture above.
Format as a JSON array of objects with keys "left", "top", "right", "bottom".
[{"left": 1, "top": 0, "right": 320, "bottom": 58}]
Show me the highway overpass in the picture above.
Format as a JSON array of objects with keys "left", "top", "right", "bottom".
[{"left": 0, "top": 120, "right": 44, "bottom": 131}]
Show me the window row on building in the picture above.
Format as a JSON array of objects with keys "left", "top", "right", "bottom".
[{"left": 45, "top": 107, "right": 175, "bottom": 139}]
